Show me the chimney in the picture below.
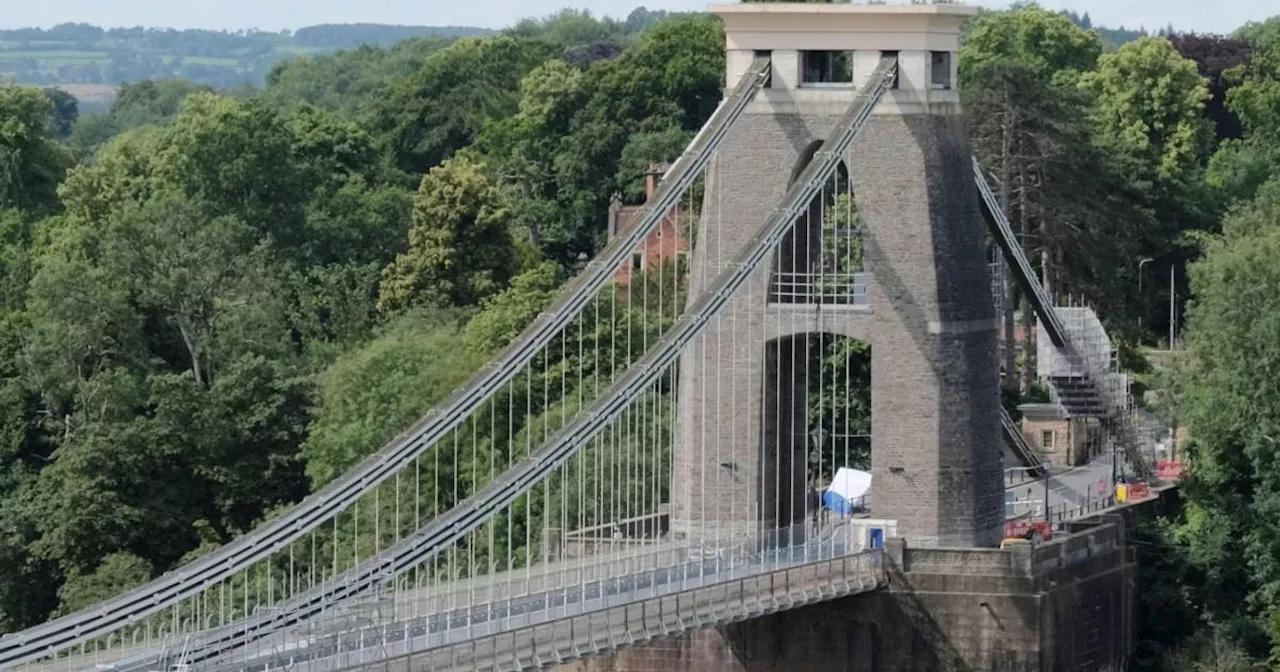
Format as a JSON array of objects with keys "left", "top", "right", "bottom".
[{"left": 645, "top": 162, "right": 672, "bottom": 200}]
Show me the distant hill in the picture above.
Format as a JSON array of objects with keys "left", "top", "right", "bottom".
[
  {"left": 1, "top": 11, "right": 1164, "bottom": 103},
  {"left": 292, "top": 24, "right": 493, "bottom": 48},
  {"left": 0, "top": 22, "right": 492, "bottom": 93},
  {"left": 1059, "top": 10, "right": 1152, "bottom": 50}
]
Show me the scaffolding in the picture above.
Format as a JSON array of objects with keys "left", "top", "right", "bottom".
[
  {"left": 989, "top": 255, "right": 1006, "bottom": 366},
  {"left": 1036, "top": 306, "right": 1110, "bottom": 381}
]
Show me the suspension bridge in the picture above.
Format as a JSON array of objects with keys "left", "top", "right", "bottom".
[{"left": 1, "top": 4, "right": 1159, "bottom": 671}]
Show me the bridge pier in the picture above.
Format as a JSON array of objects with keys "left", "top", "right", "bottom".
[
  {"left": 671, "top": 2, "right": 1002, "bottom": 549},
  {"left": 556, "top": 511, "right": 1137, "bottom": 672}
]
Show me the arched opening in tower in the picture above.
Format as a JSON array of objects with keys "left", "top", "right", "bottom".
[
  {"left": 770, "top": 142, "right": 864, "bottom": 305},
  {"left": 760, "top": 332, "right": 871, "bottom": 542}
]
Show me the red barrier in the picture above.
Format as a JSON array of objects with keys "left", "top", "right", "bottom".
[
  {"left": 1156, "top": 460, "right": 1184, "bottom": 481},
  {"left": 1004, "top": 519, "right": 1052, "bottom": 541},
  {"left": 1127, "top": 482, "right": 1151, "bottom": 500}
]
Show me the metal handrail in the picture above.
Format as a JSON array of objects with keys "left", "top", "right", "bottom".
[
  {"left": 254, "top": 549, "right": 886, "bottom": 671},
  {"left": 769, "top": 271, "right": 867, "bottom": 305}
]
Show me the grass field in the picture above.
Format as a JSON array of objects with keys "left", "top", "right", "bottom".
[
  {"left": 275, "top": 45, "right": 327, "bottom": 57},
  {"left": 50, "top": 83, "right": 118, "bottom": 104},
  {"left": 182, "top": 55, "right": 242, "bottom": 66},
  {"left": 0, "top": 50, "right": 110, "bottom": 60}
]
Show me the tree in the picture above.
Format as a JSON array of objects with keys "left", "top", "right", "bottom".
[
  {"left": 102, "top": 193, "right": 262, "bottom": 388},
  {"left": 1180, "top": 21, "right": 1278, "bottom": 212},
  {"left": 959, "top": 4, "right": 1103, "bottom": 87},
  {"left": 1233, "top": 16, "right": 1280, "bottom": 73},
  {"left": 285, "top": 103, "right": 412, "bottom": 266},
  {"left": 302, "top": 310, "right": 482, "bottom": 486},
  {"left": 0, "top": 85, "right": 73, "bottom": 214},
  {"left": 1176, "top": 179, "right": 1280, "bottom": 654},
  {"left": 1169, "top": 34, "right": 1254, "bottom": 142},
  {"left": 158, "top": 93, "right": 308, "bottom": 253},
  {"left": 1080, "top": 37, "right": 1212, "bottom": 192},
  {"left": 41, "top": 89, "right": 78, "bottom": 140},
  {"left": 68, "top": 79, "right": 213, "bottom": 153},
  {"left": 379, "top": 155, "right": 517, "bottom": 311},
  {"left": 963, "top": 56, "right": 1147, "bottom": 380},
  {"left": 476, "top": 59, "right": 588, "bottom": 258},
  {"left": 957, "top": 6, "right": 1116, "bottom": 379},
  {"left": 368, "top": 36, "right": 555, "bottom": 175},
  {"left": 531, "top": 16, "right": 723, "bottom": 264},
  {"left": 261, "top": 38, "right": 454, "bottom": 118},
  {"left": 462, "top": 261, "right": 562, "bottom": 356},
  {"left": 54, "top": 552, "right": 150, "bottom": 616}
]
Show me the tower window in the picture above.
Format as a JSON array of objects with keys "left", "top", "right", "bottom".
[
  {"left": 931, "top": 51, "right": 952, "bottom": 90},
  {"left": 881, "top": 51, "right": 900, "bottom": 89},
  {"left": 755, "top": 50, "right": 773, "bottom": 88},
  {"left": 632, "top": 252, "right": 645, "bottom": 270},
  {"left": 802, "top": 51, "right": 853, "bottom": 86}
]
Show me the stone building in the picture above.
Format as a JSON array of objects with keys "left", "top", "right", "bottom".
[{"left": 1018, "top": 402, "right": 1102, "bottom": 469}]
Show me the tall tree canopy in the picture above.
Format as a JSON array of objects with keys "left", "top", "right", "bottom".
[
  {"left": 0, "top": 85, "right": 73, "bottom": 214},
  {"left": 1080, "top": 37, "right": 1212, "bottom": 191},
  {"left": 378, "top": 155, "right": 517, "bottom": 311}
]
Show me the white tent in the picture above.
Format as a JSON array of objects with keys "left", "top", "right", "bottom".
[{"left": 823, "top": 467, "right": 871, "bottom": 514}]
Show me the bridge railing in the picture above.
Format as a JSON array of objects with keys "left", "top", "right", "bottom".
[
  {"left": 768, "top": 271, "right": 868, "bottom": 306},
  {"left": 191, "top": 514, "right": 877, "bottom": 670},
  {"left": 241, "top": 548, "right": 887, "bottom": 672}
]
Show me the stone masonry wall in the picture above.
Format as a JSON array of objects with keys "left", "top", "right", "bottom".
[
  {"left": 558, "top": 521, "right": 1135, "bottom": 672},
  {"left": 671, "top": 106, "right": 1002, "bottom": 548}
]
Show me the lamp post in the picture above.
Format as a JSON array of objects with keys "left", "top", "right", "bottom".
[
  {"left": 1169, "top": 263, "right": 1176, "bottom": 350},
  {"left": 1138, "top": 257, "right": 1153, "bottom": 293},
  {"left": 1138, "top": 257, "right": 1153, "bottom": 334},
  {"left": 1043, "top": 462, "right": 1052, "bottom": 526},
  {"left": 1111, "top": 428, "right": 1118, "bottom": 485}
]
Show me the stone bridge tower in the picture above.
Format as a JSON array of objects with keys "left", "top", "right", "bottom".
[{"left": 671, "top": 3, "right": 1003, "bottom": 548}]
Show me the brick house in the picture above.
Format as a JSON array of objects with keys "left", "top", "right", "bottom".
[
  {"left": 606, "top": 162, "right": 689, "bottom": 285},
  {"left": 1018, "top": 402, "right": 1103, "bottom": 469}
]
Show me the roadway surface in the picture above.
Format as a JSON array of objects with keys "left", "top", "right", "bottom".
[{"left": 1006, "top": 447, "right": 1120, "bottom": 519}]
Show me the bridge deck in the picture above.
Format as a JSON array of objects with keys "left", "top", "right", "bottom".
[{"left": 242, "top": 548, "right": 885, "bottom": 672}]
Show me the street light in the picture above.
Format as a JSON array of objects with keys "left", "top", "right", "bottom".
[
  {"left": 1138, "top": 257, "right": 1153, "bottom": 335},
  {"left": 1138, "top": 257, "right": 1153, "bottom": 293},
  {"left": 1042, "top": 461, "right": 1052, "bottom": 526},
  {"left": 1169, "top": 263, "right": 1177, "bottom": 350}
]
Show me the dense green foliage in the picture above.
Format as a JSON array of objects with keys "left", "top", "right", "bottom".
[
  {"left": 1, "top": 6, "right": 1279, "bottom": 671},
  {"left": 0, "top": 7, "right": 717, "bottom": 632},
  {"left": 960, "top": 6, "right": 1280, "bottom": 669}
]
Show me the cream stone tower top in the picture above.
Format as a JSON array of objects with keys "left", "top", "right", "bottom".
[{"left": 709, "top": 2, "right": 978, "bottom": 114}]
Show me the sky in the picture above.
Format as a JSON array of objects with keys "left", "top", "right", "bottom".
[{"left": 0, "top": 0, "right": 1273, "bottom": 37}]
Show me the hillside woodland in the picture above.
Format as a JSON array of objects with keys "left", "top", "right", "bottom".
[
  {"left": 1, "top": 5, "right": 1279, "bottom": 669},
  {"left": 0, "top": 10, "right": 681, "bottom": 92}
]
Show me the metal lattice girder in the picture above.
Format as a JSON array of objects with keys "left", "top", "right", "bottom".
[{"left": 0, "top": 57, "right": 776, "bottom": 672}]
